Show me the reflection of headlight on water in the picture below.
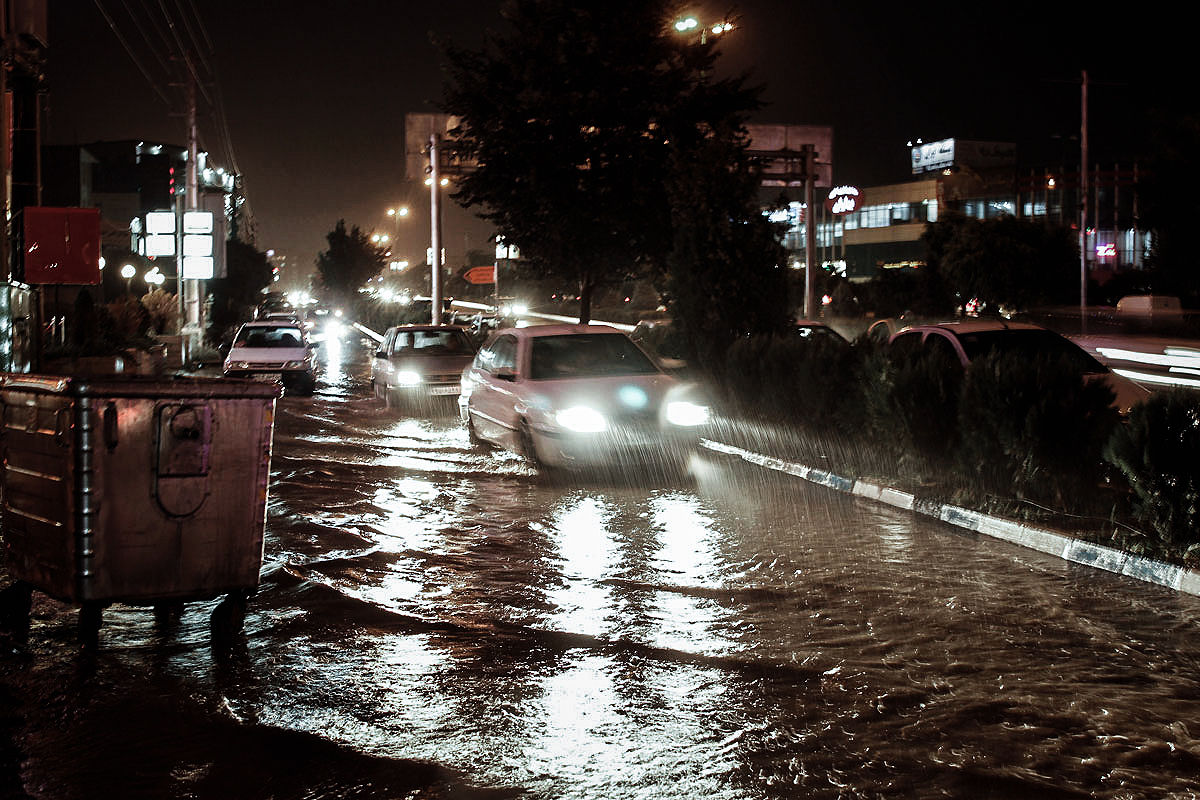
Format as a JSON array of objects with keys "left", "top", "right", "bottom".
[
  {"left": 556, "top": 406, "right": 608, "bottom": 433},
  {"left": 325, "top": 320, "right": 343, "bottom": 337},
  {"left": 666, "top": 401, "right": 710, "bottom": 426},
  {"left": 395, "top": 370, "right": 423, "bottom": 386}
]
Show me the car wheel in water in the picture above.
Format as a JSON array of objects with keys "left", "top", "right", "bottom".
[
  {"left": 466, "top": 411, "right": 490, "bottom": 449},
  {"left": 518, "top": 419, "right": 542, "bottom": 467}
]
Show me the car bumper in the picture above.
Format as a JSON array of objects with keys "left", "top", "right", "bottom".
[
  {"left": 224, "top": 368, "right": 316, "bottom": 386},
  {"left": 533, "top": 424, "right": 701, "bottom": 468}
]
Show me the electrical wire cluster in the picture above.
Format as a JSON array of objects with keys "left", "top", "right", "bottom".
[{"left": 93, "top": 0, "right": 253, "bottom": 239}]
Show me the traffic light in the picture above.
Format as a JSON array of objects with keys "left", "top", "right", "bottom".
[{"left": 168, "top": 166, "right": 176, "bottom": 196}]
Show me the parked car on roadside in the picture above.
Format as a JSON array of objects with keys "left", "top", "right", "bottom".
[
  {"left": 629, "top": 317, "right": 688, "bottom": 371},
  {"left": 459, "top": 324, "right": 710, "bottom": 469},
  {"left": 223, "top": 320, "right": 318, "bottom": 396},
  {"left": 371, "top": 324, "right": 478, "bottom": 409},
  {"left": 887, "top": 320, "right": 1150, "bottom": 414},
  {"left": 794, "top": 319, "right": 850, "bottom": 347}
]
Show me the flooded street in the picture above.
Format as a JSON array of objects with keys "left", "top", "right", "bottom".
[{"left": 4, "top": 331, "right": 1200, "bottom": 799}]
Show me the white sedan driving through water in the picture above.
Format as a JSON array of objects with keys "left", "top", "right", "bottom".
[{"left": 459, "top": 324, "right": 710, "bottom": 469}]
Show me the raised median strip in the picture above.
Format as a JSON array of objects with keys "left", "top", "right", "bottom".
[{"left": 700, "top": 438, "right": 1200, "bottom": 598}]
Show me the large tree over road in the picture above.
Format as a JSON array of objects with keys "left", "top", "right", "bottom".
[
  {"left": 440, "top": 0, "right": 771, "bottom": 328},
  {"left": 315, "top": 220, "right": 387, "bottom": 308}
]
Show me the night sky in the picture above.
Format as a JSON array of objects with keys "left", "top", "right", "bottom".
[{"left": 43, "top": 1, "right": 1189, "bottom": 282}]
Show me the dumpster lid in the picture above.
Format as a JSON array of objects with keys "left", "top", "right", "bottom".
[{"left": 1, "top": 372, "right": 284, "bottom": 399}]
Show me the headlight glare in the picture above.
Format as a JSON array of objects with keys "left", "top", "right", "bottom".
[
  {"left": 667, "top": 400, "right": 710, "bottom": 426},
  {"left": 555, "top": 406, "right": 608, "bottom": 433},
  {"left": 396, "top": 370, "right": 422, "bottom": 386}
]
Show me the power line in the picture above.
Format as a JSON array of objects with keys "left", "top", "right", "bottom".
[
  {"left": 154, "top": 0, "right": 211, "bottom": 104},
  {"left": 118, "top": 0, "right": 172, "bottom": 77},
  {"left": 93, "top": 0, "right": 171, "bottom": 105},
  {"left": 171, "top": 0, "right": 213, "bottom": 78}
]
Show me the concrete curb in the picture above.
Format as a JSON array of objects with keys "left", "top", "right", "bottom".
[{"left": 700, "top": 438, "right": 1200, "bottom": 598}]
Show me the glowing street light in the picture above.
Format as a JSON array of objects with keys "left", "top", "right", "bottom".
[
  {"left": 121, "top": 263, "right": 136, "bottom": 294},
  {"left": 387, "top": 206, "right": 409, "bottom": 218},
  {"left": 673, "top": 15, "right": 733, "bottom": 43}
]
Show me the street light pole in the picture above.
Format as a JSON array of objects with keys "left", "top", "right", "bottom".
[
  {"left": 429, "top": 134, "right": 443, "bottom": 326},
  {"left": 802, "top": 144, "right": 818, "bottom": 320},
  {"left": 1079, "top": 69, "right": 1089, "bottom": 335}
]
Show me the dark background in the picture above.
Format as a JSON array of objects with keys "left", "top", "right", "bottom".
[{"left": 42, "top": 1, "right": 1190, "bottom": 281}]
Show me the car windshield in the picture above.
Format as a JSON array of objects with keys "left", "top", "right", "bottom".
[
  {"left": 530, "top": 333, "right": 660, "bottom": 380},
  {"left": 392, "top": 330, "right": 473, "bottom": 355},
  {"left": 957, "top": 330, "right": 1106, "bottom": 373},
  {"left": 235, "top": 326, "right": 304, "bottom": 348}
]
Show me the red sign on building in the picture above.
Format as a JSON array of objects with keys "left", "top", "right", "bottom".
[{"left": 22, "top": 207, "right": 102, "bottom": 285}]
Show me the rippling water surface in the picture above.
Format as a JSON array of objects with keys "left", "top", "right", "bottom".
[{"left": 4, "top": 332, "right": 1200, "bottom": 799}]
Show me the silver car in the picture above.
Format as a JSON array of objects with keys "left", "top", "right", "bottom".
[
  {"left": 459, "top": 324, "right": 710, "bottom": 469},
  {"left": 371, "top": 325, "right": 478, "bottom": 410}
]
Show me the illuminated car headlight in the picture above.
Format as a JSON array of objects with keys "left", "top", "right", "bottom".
[
  {"left": 395, "top": 370, "right": 423, "bottom": 386},
  {"left": 666, "top": 400, "right": 710, "bottom": 427},
  {"left": 555, "top": 406, "right": 608, "bottom": 433}
]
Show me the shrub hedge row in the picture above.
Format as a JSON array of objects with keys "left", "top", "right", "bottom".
[{"left": 717, "top": 333, "right": 1200, "bottom": 564}]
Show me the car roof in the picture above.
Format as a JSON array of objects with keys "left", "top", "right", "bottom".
[
  {"left": 386, "top": 324, "right": 471, "bottom": 333},
  {"left": 896, "top": 320, "right": 1047, "bottom": 336},
  {"left": 495, "top": 324, "right": 624, "bottom": 338},
  {"left": 239, "top": 320, "right": 303, "bottom": 329}
]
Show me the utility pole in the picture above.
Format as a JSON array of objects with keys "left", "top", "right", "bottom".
[
  {"left": 802, "top": 144, "right": 818, "bottom": 320},
  {"left": 429, "top": 133, "right": 443, "bottom": 326},
  {"left": 1079, "top": 69, "right": 1088, "bottom": 335},
  {"left": 184, "top": 73, "right": 202, "bottom": 356}
]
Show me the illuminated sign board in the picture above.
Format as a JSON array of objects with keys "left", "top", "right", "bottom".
[
  {"left": 1096, "top": 243, "right": 1117, "bottom": 258},
  {"left": 183, "top": 210, "right": 213, "bottom": 234},
  {"left": 825, "top": 186, "right": 863, "bottom": 215},
  {"left": 911, "top": 139, "right": 956, "bottom": 174},
  {"left": 182, "top": 255, "right": 215, "bottom": 279},
  {"left": 146, "top": 234, "right": 176, "bottom": 257},
  {"left": 146, "top": 211, "right": 176, "bottom": 235}
]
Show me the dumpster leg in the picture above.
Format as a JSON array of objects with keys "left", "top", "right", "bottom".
[
  {"left": 0, "top": 581, "right": 34, "bottom": 644},
  {"left": 211, "top": 591, "right": 248, "bottom": 638},
  {"left": 153, "top": 601, "right": 185, "bottom": 627},
  {"left": 78, "top": 603, "right": 103, "bottom": 647}
]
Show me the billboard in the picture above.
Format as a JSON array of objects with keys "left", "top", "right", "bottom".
[
  {"left": 21, "top": 207, "right": 102, "bottom": 285},
  {"left": 911, "top": 138, "right": 1016, "bottom": 175}
]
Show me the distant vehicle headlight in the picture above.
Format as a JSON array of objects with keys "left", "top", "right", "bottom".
[
  {"left": 395, "top": 370, "right": 423, "bottom": 386},
  {"left": 666, "top": 400, "right": 710, "bottom": 427},
  {"left": 555, "top": 405, "right": 608, "bottom": 433}
]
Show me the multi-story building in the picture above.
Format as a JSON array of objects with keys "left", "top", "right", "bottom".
[{"left": 770, "top": 136, "right": 1149, "bottom": 284}]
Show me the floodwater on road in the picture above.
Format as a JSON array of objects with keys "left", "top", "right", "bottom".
[{"left": 3, "top": 330, "right": 1200, "bottom": 799}]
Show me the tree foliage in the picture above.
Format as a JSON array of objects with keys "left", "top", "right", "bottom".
[
  {"left": 922, "top": 212, "right": 1076, "bottom": 310},
  {"left": 440, "top": 0, "right": 766, "bottom": 326},
  {"left": 206, "top": 239, "right": 275, "bottom": 345},
  {"left": 662, "top": 129, "right": 789, "bottom": 366},
  {"left": 315, "top": 220, "right": 386, "bottom": 306}
]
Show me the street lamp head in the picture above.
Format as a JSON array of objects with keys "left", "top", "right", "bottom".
[
  {"left": 121, "top": 264, "right": 136, "bottom": 279},
  {"left": 674, "top": 16, "right": 698, "bottom": 32}
]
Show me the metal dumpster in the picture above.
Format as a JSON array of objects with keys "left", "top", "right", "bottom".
[{"left": 0, "top": 372, "right": 280, "bottom": 642}]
